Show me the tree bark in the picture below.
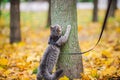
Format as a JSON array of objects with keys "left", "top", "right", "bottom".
[
  {"left": 92, "top": 0, "right": 98, "bottom": 22},
  {"left": 10, "top": 0, "right": 21, "bottom": 44},
  {"left": 51, "top": 0, "right": 83, "bottom": 79},
  {"left": 108, "top": 0, "right": 117, "bottom": 17}
]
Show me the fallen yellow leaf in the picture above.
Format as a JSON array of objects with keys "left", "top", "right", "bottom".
[
  {"left": 0, "top": 58, "right": 8, "bottom": 66},
  {"left": 59, "top": 76, "right": 69, "bottom": 80}
]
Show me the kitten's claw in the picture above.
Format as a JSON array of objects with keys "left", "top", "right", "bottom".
[
  {"left": 67, "top": 25, "right": 71, "bottom": 29},
  {"left": 67, "top": 25, "right": 71, "bottom": 28}
]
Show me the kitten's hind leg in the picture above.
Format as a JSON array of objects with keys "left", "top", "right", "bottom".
[
  {"left": 54, "top": 69, "right": 63, "bottom": 79},
  {"left": 37, "top": 72, "right": 43, "bottom": 80}
]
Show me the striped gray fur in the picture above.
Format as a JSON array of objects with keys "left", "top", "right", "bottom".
[{"left": 37, "top": 24, "right": 71, "bottom": 80}]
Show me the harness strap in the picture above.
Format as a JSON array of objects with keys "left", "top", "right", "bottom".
[{"left": 49, "top": 42, "right": 61, "bottom": 48}]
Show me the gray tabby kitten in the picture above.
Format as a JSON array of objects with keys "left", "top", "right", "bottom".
[{"left": 37, "top": 24, "right": 71, "bottom": 80}]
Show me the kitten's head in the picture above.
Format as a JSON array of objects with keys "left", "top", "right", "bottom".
[{"left": 50, "top": 24, "right": 62, "bottom": 36}]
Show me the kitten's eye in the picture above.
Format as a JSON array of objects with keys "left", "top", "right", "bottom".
[{"left": 53, "top": 29, "right": 56, "bottom": 32}]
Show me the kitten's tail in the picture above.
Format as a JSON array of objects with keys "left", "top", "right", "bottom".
[{"left": 43, "top": 69, "right": 63, "bottom": 80}]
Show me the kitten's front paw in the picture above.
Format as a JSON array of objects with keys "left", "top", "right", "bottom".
[{"left": 67, "top": 25, "right": 71, "bottom": 30}]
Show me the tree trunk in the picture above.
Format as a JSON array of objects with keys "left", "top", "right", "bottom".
[
  {"left": 10, "top": 0, "right": 21, "bottom": 44},
  {"left": 46, "top": 0, "right": 51, "bottom": 27},
  {"left": 92, "top": 0, "right": 98, "bottom": 22},
  {"left": 0, "top": 1, "right": 1, "bottom": 17},
  {"left": 108, "top": 0, "right": 117, "bottom": 17},
  {"left": 0, "top": 0, "right": 2, "bottom": 17},
  {"left": 51, "top": 0, "right": 83, "bottom": 79}
]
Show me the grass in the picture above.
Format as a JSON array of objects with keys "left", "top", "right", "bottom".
[
  {"left": 1, "top": 11, "right": 48, "bottom": 29},
  {"left": 1, "top": 9, "right": 120, "bottom": 28}
]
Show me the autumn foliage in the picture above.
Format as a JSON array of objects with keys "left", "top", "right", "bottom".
[{"left": 0, "top": 10, "right": 120, "bottom": 80}]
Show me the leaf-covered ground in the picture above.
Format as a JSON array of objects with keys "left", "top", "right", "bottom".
[{"left": 0, "top": 10, "right": 120, "bottom": 80}]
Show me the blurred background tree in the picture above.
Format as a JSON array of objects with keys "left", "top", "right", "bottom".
[
  {"left": 78, "top": 0, "right": 93, "bottom": 2},
  {"left": 92, "top": 0, "right": 98, "bottom": 22},
  {"left": 10, "top": 0, "right": 21, "bottom": 44},
  {"left": 108, "top": 0, "right": 117, "bottom": 17},
  {"left": 46, "top": 0, "right": 51, "bottom": 27}
]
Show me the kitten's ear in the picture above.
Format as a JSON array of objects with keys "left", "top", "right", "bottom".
[{"left": 50, "top": 25, "right": 54, "bottom": 29}]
